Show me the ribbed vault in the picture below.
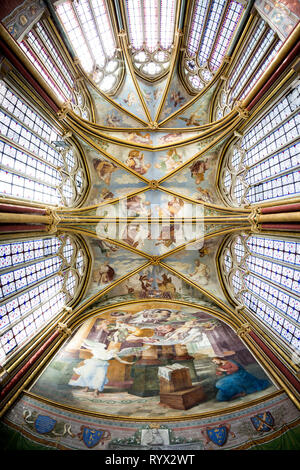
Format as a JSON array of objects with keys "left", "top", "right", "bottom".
[{"left": 0, "top": 0, "right": 299, "bottom": 448}]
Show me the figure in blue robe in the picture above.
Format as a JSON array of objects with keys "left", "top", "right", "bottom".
[{"left": 212, "top": 357, "right": 270, "bottom": 401}]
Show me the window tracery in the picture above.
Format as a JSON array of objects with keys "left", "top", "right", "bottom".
[
  {"left": 215, "top": 16, "right": 283, "bottom": 119},
  {"left": 0, "top": 234, "right": 87, "bottom": 365},
  {"left": 19, "top": 18, "right": 91, "bottom": 118},
  {"left": 220, "top": 234, "right": 300, "bottom": 355},
  {"left": 0, "top": 79, "right": 88, "bottom": 207},
  {"left": 219, "top": 81, "right": 300, "bottom": 206},
  {"left": 123, "top": 0, "right": 177, "bottom": 79},
  {"left": 55, "top": 0, "right": 123, "bottom": 94},
  {"left": 181, "top": 0, "right": 245, "bottom": 93}
]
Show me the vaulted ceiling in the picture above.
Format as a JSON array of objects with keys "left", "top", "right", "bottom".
[
  {"left": 0, "top": 0, "right": 299, "bottom": 333},
  {"left": 0, "top": 0, "right": 299, "bottom": 429}
]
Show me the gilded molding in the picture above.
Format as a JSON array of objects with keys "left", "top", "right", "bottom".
[
  {"left": 56, "top": 322, "right": 72, "bottom": 337},
  {"left": 248, "top": 207, "right": 261, "bottom": 232},
  {"left": 46, "top": 209, "right": 61, "bottom": 234},
  {"left": 56, "top": 101, "right": 72, "bottom": 120},
  {"left": 235, "top": 101, "right": 249, "bottom": 119},
  {"left": 236, "top": 322, "right": 252, "bottom": 338}
]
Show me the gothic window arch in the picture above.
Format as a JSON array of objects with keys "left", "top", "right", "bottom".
[
  {"left": 220, "top": 233, "right": 300, "bottom": 356},
  {"left": 0, "top": 78, "right": 88, "bottom": 207},
  {"left": 215, "top": 15, "right": 283, "bottom": 118},
  {"left": 54, "top": 0, "right": 123, "bottom": 95},
  {"left": 219, "top": 79, "right": 300, "bottom": 206},
  {"left": 19, "top": 16, "right": 91, "bottom": 118},
  {"left": 181, "top": 0, "right": 246, "bottom": 93},
  {"left": 123, "top": 0, "right": 177, "bottom": 80},
  {"left": 0, "top": 233, "right": 88, "bottom": 366}
]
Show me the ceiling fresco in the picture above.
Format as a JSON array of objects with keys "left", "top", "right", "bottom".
[
  {"left": 29, "top": 302, "right": 275, "bottom": 419},
  {"left": 2, "top": 0, "right": 300, "bottom": 452},
  {"left": 56, "top": 30, "right": 251, "bottom": 318}
]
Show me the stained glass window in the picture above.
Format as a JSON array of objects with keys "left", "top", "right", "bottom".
[
  {"left": 56, "top": 0, "right": 122, "bottom": 94},
  {"left": 0, "top": 80, "right": 87, "bottom": 207},
  {"left": 221, "top": 234, "right": 300, "bottom": 354},
  {"left": 0, "top": 235, "right": 87, "bottom": 365},
  {"left": 216, "top": 18, "right": 283, "bottom": 117},
  {"left": 20, "top": 23, "right": 74, "bottom": 103},
  {"left": 124, "top": 0, "right": 177, "bottom": 78},
  {"left": 183, "top": 0, "right": 245, "bottom": 92},
  {"left": 221, "top": 81, "right": 300, "bottom": 205},
  {"left": 19, "top": 18, "right": 91, "bottom": 117}
]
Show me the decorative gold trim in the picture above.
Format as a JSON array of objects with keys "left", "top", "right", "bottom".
[
  {"left": 157, "top": 115, "right": 241, "bottom": 184},
  {"left": 56, "top": 322, "right": 72, "bottom": 337},
  {"left": 0, "top": 23, "right": 62, "bottom": 107},
  {"left": 22, "top": 388, "right": 285, "bottom": 423},
  {"left": 154, "top": 27, "right": 183, "bottom": 123},
  {"left": 18, "top": 298, "right": 287, "bottom": 422},
  {"left": 75, "top": 75, "right": 150, "bottom": 127},
  {"left": 236, "top": 322, "right": 252, "bottom": 337},
  {"left": 248, "top": 207, "right": 261, "bottom": 232},
  {"left": 118, "top": 31, "right": 152, "bottom": 124},
  {"left": 161, "top": 59, "right": 229, "bottom": 127},
  {"left": 2, "top": 233, "right": 91, "bottom": 376},
  {"left": 65, "top": 118, "right": 152, "bottom": 185}
]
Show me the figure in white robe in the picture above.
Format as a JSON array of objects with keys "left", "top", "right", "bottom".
[
  {"left": 69, "top": 341, "right": 115, "bottom": 397},
  {"left": 189, "top": 259, "right": 209, "bottom": 285},
  {"left": 69, "top": 340, "right": 141, "bottom": 397}
]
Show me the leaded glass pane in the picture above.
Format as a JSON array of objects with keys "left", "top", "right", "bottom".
[
  {"left": 184, "top": 0, "right": 244, "bottom": 91},
  {"left": 222, "top": 235, "right": 300, "bottom": 355},
  {"left": 0, "top": 235, "right": 86, "bottom": 365},
  {"left": 198, "top": 0, "right": 227, "bottom": 67},
  {"left": 222, "top": 81, "right": 300, "bottom": 205},
  {"left": 125, "top": 0, "right": 176, "bottom": 78},
  {"left": 56, "top": 0, "right": 121, "bottom": 93},
  {"left": 0, "top": 81, "right": 84, "bottom": 207},
  {"left": 0, "top": 238, "right": 61, "bottom": 271}
]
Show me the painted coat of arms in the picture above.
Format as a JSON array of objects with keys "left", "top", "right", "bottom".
[
  {"left": 34, "top": 415, "right": 57, "bottom": 434},
  {"left": 250, "top": 412, "right": 275, "bottom": 432},
  {"left": 201, "top": 423, "right": 235, "bottom": 447},
  {"left": 23, "top": 409, "right": 74, "bottom": 438},
  {"left": 78, "top": 425, "right": 111, "bottom": 448}
]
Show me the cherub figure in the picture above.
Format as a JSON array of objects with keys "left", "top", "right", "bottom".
[
  {"left": 158, "top": 196, "right": 184, "bottom": 217},
  {"left": 154, "top": 149, "right": 183, "bottom": 172},
  {"left": 93, "top": 158, "right": 118, "bottom": 185},
  {"left": 170, "top": 90, "right": 185, "bottom": 107},
  {"left": 179, "top": 112, "right": 202, "bottom": 126},
  {"left": 189, "top": 159, "right": 209, "bottom": 184},
  {"left": 126, "top": 150, "right": 151, "bottom": 175}
]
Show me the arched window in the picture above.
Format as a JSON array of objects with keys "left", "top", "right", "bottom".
[
  {"left": 182, "top": 0, "right": 245, "bottom": 93},
  {"left": 19, "top": 18, "right": 91, "bottom": 118},
  {"left": 219, "top": 80, "right": 300, "bottom": 206},
  {"left": 215, "top": 16, "right": 283, "bottom": 118},
  {"left": 55, "top": 0, "right": 123, "bottom": 94},
  {"left": 0, "top": 234, "right": 88, "bottom": 365},
  {"left": 220, "top": 233, "right": 300, "bottom": 355},
  {"left": 123, "top": 0, "right": 177, "bottom": 79},
  {"left": 0, "top": 79, "right": 87, "bottom": 207}
]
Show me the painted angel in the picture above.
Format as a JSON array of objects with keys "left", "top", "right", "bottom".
[
  {"left": 189, "top": 259, "right": 210, "bottom": 285},
  {"left": 68, "top": 340, "right": 138, "bottom": 397}
]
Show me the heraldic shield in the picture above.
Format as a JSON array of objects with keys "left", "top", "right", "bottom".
[
  {"left": 34, "top": 415, "right": 57, "bottom": 434},
  {"left": 206, "top": 426, "right": 228, "bottom": 446},
  {"left": 78, "top": 426, "right": 111, "bottom": 448},
  {"left": 251, "top": 412, "right": 274, "bottom": 432}
]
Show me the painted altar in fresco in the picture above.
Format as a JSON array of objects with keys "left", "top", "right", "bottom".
[{"left": 30, "top": 302, "right": 275, "bottom": 418}]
